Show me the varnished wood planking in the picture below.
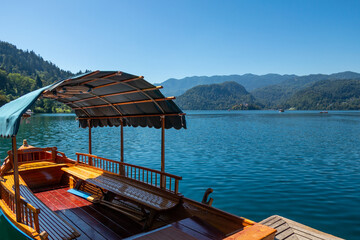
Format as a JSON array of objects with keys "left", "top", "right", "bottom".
[
  {"left": 58, "top": 188, "right": 142, "bottom": 237},
  {"left": 224, "top": 223, "right": 276, "bottom": 240},
  {"left": 55, "top": 210, "right": 92, "bottom": 240},
  {"left": 78, "top": 181, "right": 102, "bottom": 197},
  {"left": 35, "top": 187, "right": 144, "bottom": 239},
  {"left": 42, "top": 189, "right": 109, "bottom": 240},
  {"left": 20, "top": 186, "right": 79, "bottom": 240},
  {"left": 20, "top": 166, "right": 65, "bottom": 189},
  {"left": 87, "top": 203, "right": 142, "bottom": 235},
  {"left": 55, "top": 188, "right": 138, "bottom": 236},
  {"left": 172, "top": 217, "right": 225, "bottom": 240},
  {"left": 17, "top": 162, "right": 67, "bottom": 172},
  {"left": 132, "top": 225, "right": 199, "bottom": 240},
  {"left": 182, "top": 197, "right": 251, "bottom": 237},
  {"left": 36, "top": 189, "right": 108, "bottom": 240}
]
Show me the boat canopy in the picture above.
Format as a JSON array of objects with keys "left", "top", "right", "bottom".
[{"left": 0, "top": 71, "right": 186, "bottom": 138}]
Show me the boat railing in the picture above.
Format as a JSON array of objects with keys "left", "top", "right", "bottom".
[
  {"left": 0, "top": 183, "right": 40, "bottom": 233},
  {"left": 7, "top": 147, "right": 58, "bottom": 164},
  {"left": 0, "top": 156, "right": 12, "bottom": 176},
  {"left": 76, "top": 152, "right": 182, "bottom": 194}
]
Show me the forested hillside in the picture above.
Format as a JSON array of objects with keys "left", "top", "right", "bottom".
[
  {"left": 175, "top": 81, "right": 261, "bottom": 110},
  {"left": 0, "top": 41, "right": 77, "bottom": 112},
  {"left": 284, "top": 79, "right": 360, "bottom": 110},
  {"left": 251, "top": 71, "right": 360, "bottom": 108},
  {"left": 157, "top": 74, "right": 295, "bottom": 96},
  {"left": 175, "top": 77, "right": 360, "bottom": 110}
]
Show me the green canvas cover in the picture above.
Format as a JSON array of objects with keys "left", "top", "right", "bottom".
[{"left": 0, "top": 85, "right": 53, "bottom": 138}]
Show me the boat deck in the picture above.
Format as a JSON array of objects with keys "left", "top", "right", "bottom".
[
  {"left": 34, "top": 187, "right": 143, "bottom": 240},
  {"left": 33, "top": 186, "right": 230, "bottom": 240},
  {"left": 126, "top": 216, "right": 226, "bottom": 240}
]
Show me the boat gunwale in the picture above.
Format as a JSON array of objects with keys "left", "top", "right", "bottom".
[
  {"left": 0, "top": 159, "right": 41, "bottom": 239},
  {"left": 0, "top": 206, "right": 36, "bottom": 240}
]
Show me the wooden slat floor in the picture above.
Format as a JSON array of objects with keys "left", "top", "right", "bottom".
[
  {"left": 128, "top": 216, "right": 225, "bottom": 240},
  {"left": 2, "top": 175, "right": 80, "bottom": 240},
  {"left": 260, "top": 215, "right": 344, "bottom": 240},
  {"left": 34, "top": 187, "right": 143, "bottom": 240}
]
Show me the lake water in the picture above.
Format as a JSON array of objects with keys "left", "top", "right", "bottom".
[{"left": 1, "top": 111, "right": 359, "bottom": 239}]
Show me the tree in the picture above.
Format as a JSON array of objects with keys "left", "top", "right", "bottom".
[
  {"left": 0, "top": 69, "right": 7, "bottom": 90},
  {"left": 35, "top": 75, "right": 42, "bottom": 88},
  {"left": 0, "top": 94, "right": 8, "bottom": 106}
]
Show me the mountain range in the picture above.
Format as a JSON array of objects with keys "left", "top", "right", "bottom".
[
  {"left": 156, "top": 74, "right": 296, "bottom": 97},
  {"left": 1, "top": 40, "right": 360, "bottom": 111},
  {"left": 174, "top": 76, "right": 360, "bottom": 110},
  {"left": 251, "top": 71, "right": 360, "bottom": 108}
]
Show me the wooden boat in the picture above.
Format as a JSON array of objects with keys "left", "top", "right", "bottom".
[
  {"left": 0, "top": 71, "right": 276, "bottom": 240},
  {"left": 21, "top": 110, "right": 33, "bottom": 118}
]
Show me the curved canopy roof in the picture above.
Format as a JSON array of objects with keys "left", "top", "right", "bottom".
[{"left": 0, "top": 70, "right": 186, "bottom": 138}]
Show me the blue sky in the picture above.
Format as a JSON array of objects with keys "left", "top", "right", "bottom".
[{"left": 1, "top": 0, "right": 359, "bottom": 83}]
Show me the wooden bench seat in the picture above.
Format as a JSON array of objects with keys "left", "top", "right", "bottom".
[
  {"left": 7, "top": 161, "right": 67, "bottom": 173},
  {"left": 61, "top": 165, "right": 181, "bottom": 212},
  {"left": 2, "top": 175, "right": 80, "bottom": 240},
  {"left": 62, "top": 165, "right": 182, "bottom": 229}
]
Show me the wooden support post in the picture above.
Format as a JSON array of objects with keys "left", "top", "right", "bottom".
[
  {"left": 88, "top": 120, "right": 92, "bottom": 155},
  {"left": 12, "top": 136, "right": 21, "bottom": 223},
  {"left": 88, "top": 120, "right": 92, "bottom": 166},
  {"left": 69, "top": 176, "right": 75, "bottom": 189},
  {"left": 119, "top": 119, "right": 125, "bottom": 176},
  {"left": 175, "top": 179, "right": 179, "bottom": 194},
  {"left": 33, "top": 208, "right": 40, "bottom": 233},
  {"left": 51, "top": 148, "right": 56, "bottom": 162},
  {"left": 160, "top": 116, "right": 165, "bottom": 189},
  {"left": 120, "top": 120, "right": 124, "bottom": 163}
]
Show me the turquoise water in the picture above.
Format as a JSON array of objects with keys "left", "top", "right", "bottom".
[{"left": 1, "top": 111, "right": 359, "bottom": 239}]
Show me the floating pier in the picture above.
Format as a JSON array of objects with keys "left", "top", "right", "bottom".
[{"left": 260, "top": 215, "right": 344, "bottom": 240}]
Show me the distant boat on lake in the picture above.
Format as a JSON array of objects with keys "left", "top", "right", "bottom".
[{"left": 22, "top": 109, "right": 33, "bottom": 118}]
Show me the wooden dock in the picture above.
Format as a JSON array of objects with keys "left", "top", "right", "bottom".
[{"left": 260, "top": 215, "right": 344, "bottom": 240}]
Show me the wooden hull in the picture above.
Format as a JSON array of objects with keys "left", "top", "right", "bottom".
[
  {"left": 0, "top": 145, "right": 276, "bottom": 240},
  {"left": 0, "top": 204, "right": 33, "bottom": 239}
]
